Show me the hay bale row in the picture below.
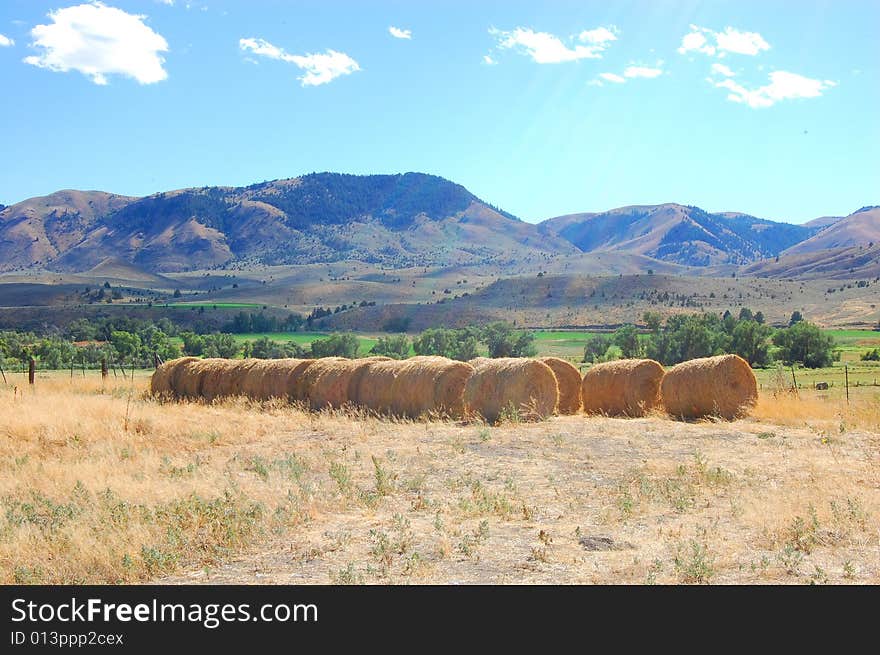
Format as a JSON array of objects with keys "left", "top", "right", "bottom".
[{"left": 151, "top": 353, "right": 757, "bottom": 423}]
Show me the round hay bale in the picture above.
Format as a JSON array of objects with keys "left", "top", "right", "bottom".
[
  {"left": 463, "top": 357, "right": 558, "bottom": 423},
  {"left": 240, "top": 358, "right": 315, "bottom": 401},
  {"left": 348, "top": 358, "right": 401, "bottom": 414},
  {"left": 301, "top": 357, "right": 377, "bottom": 410},
  {"left": 433, "top": 360, "right": 475, "bottom": 419},
  {"left": 539, "top": 357, "right": 582, "bottom": 414},
  {"left": 200, "top": 358, "right": 258, "bottom": 401},
  {"left": 150, "top": 357, "right": 195, "bottom": 397},
  {"left": 468, "top": 357, "right": 493, "bottom": 369},
  {"left": 581, "top": 358, "right": 664, "bottom": 417},
  {"left": 285, "top": 359, "right": 318, "bottom": 402},
  {"left": 661, "top": 354, "right": 757, "bottom": 420},
  {"left": 174, "top": 357, "right": 210, "bottom": 399},
  {"left": 390, "top": 356, "right": 474, "bottom": 419}
]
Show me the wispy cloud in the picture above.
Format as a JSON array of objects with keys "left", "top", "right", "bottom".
[
  {"left": 24, "top": 1, "right": 169, "bottom": 85},
  {"left": 592, "top": 61, "right": 664, "bottom": 86},
  {"left": 709, "top": 70, "right": 836, "bottom": 108},
  {"left": 239, "top": 37, "right": 360, "bottom": 86},
  {"left": 623, "top": 65, "right": 662, "bottom": 79},
  {"left": 482, "top": 54, "right": 497, "bottom": 65},
  {"left": 489, "top": 25, "right": 618, "bottom": 64},
  {"left": 388, "top": 26, "right": 411, "bottom": 40},
  {"left": 0, "top": 34, "right": 14, "bottom": 47},
  {"left": 678, "top": 25, "right": 770, "bottom": 58},
  {"left": 710, "top": 63, "right": 735, "bottom": 77}
]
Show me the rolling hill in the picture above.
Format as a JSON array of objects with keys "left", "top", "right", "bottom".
[
  {"left": 0, "top": 173, "right": 577, "bottom": 273},
  {"left": 540, "top": 203, "right": 817, "bottom": 266},
  {"left": 783, "top": 206, "right": 880, "bottom": 255}
]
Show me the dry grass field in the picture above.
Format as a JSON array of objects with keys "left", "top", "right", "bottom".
[{"left": 1, "top": 371, "right": 878, "bottom": 585}]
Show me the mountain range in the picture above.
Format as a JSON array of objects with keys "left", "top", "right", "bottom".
[{"left": 1, "top": 173, "right": 876, "bottom": 277}]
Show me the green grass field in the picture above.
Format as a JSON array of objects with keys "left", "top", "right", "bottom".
[{"left": 221, "top": 327, "right": 880, "bottom": 363}]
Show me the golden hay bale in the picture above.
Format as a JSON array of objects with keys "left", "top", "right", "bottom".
[
  {"left": 581, "top": 358, "right": 664, "bottom": 417},
  {"left": 285, "top": 359, "right": 318, "bottom": 402},
  {"left": 433, "top": 360, "right": 475, "bottom": 419},
  {"left": 661, "top": 354, "right": 757, "bottom": 420},
  {"left": 174, "top": 357, "right": 211, "bottom": 399},
  {"left": 301, "top": 357, "right": 384, "bottom": 410},
  {"left": 200, "top": 358, "right": 259, "bottom": 401},
  {"left": 463, "top": 357, "right": 558, "bottom": 423},
  {"left": 389, "top": 356, "right": 474, "bottom": 419},
  {"left": 240, "top": 358, "right": 315, "bottom": 401},
  {"left": 150, "top": 357, "right": 196, "bottom": 397},
  {"left": 539, "top": 357, "right": 583, "bottom": 415},
  {"left": 468, "top": 357, "right": 493, "bottom": 368},
  {"left": 348, "top": 358, "right": 400, "bottom": 414}
]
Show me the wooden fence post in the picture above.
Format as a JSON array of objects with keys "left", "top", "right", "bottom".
[
  {"left": 101, "top": 358, "right": 108, "bottom": 381},
  {"left": 28, "top": 357, "right": 36, "bottom": 386},
  {"left": 0, "top": 361, "right": 7, "bottom": 385},
  {"left": 845, "top": 365, "right": 850, "bottom": 404}
]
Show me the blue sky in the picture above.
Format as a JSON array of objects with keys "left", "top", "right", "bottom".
[{"left": 0, "top": 0, "right": 877, "bottom": 224}]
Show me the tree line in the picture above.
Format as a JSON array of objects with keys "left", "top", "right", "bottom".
[{"left": 586, "top": 309, "right": 839, "bottom": 369}]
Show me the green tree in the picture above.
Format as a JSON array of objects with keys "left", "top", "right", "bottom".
[
  {"left": 789, "top": 311, "right": 804, "bottom": 326},
  {"left": 246, "top": 336, "right": 305, "bottom": 359},
  {"left": 310, "top": 333, "right": 359, "bottom": 358},
  {"left": 370, "top": 335, "right": 410, "bottom": 359},
  {"left": 645, "top": 313, "right": 730, "bottom": 365},
  {"left": 110, "top": 330, "right": 142, "bottom": 362},
  {"left": 583, "top": 334, "right": 610, "bottom": 363},
  {"left": 141, "top": 326, "right": 180, "bottom": 362},
  {"left": 731, "top": 320, "right": 773, "bottom": 367},
  {"left": 482, "top": 322, "right": 536, "bottom": 358},
  {"left": 412, "top": 328, "right": 479, "bottom": 361},
  {"left": 202, "top": 333, "right": 241, "bottom": 359},
  {"left": 613, "top": 324, "right": 642, "bottom": 359},
  {"left": 772, "top": 321, "right": 836, "bottom": 368},
  {"left": 642, "top": 311, "right": 663, "bottom": 333},
  {"left": 180, "top": 332, "right": 206, "bottom": 356},
  {"left": 738, "top": 307, "right": 754, "bottom": 322},
  {"left": 861, "top": 348, "right": 880, "bottom": 362}
]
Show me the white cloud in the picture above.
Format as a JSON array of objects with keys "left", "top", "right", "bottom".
[
  {"left": 578, "top": 26, "right": 618, "bottom": 45},
  {"left": 482, "top": 54, "right": 497, "bottom": 65},
  {"left": 599, "top": 72, "right": 625, "bottom": 83},
  {"left": 623, "top": 65, "right": 662, "bottom": 78},
  {"left": 489, "top": 25, "right": 617, "bottom": 63},
  {"left": 239, "top": 37, "right": 360, "bottom": 86},
  {"left": 678, "top": 24, "right": 769, "bottom": 58},
  {"left": 709, "top": 70, "right": 836, "bottom": 108},
  {"left": 711, "top": 63, "right": 735, "bottom": 77},
  {"left": 24, "top": 2, "right": 168, "bottom": 85},
  {"left": 715, "top": 27, "right": 770, "bottom": 56},
  {"left": 388, "top": 26, "right": 411, "bottom": 40},
  {"left": 0, "top": 34, "right": 14, "bottom": 47},
  {"left": 156, "top": 0, "right": 174, "bottom": 5},
  {"left": 678, "top": 30, "right": 715, "bottom": 56}
]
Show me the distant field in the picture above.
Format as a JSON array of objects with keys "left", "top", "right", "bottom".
[{"left": 216, "top": 327, "right": 880, "bottom": 366}]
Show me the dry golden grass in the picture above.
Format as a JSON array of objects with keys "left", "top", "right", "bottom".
[{"left": 1, "top": 371, "right": 877, "bottom": 585}]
